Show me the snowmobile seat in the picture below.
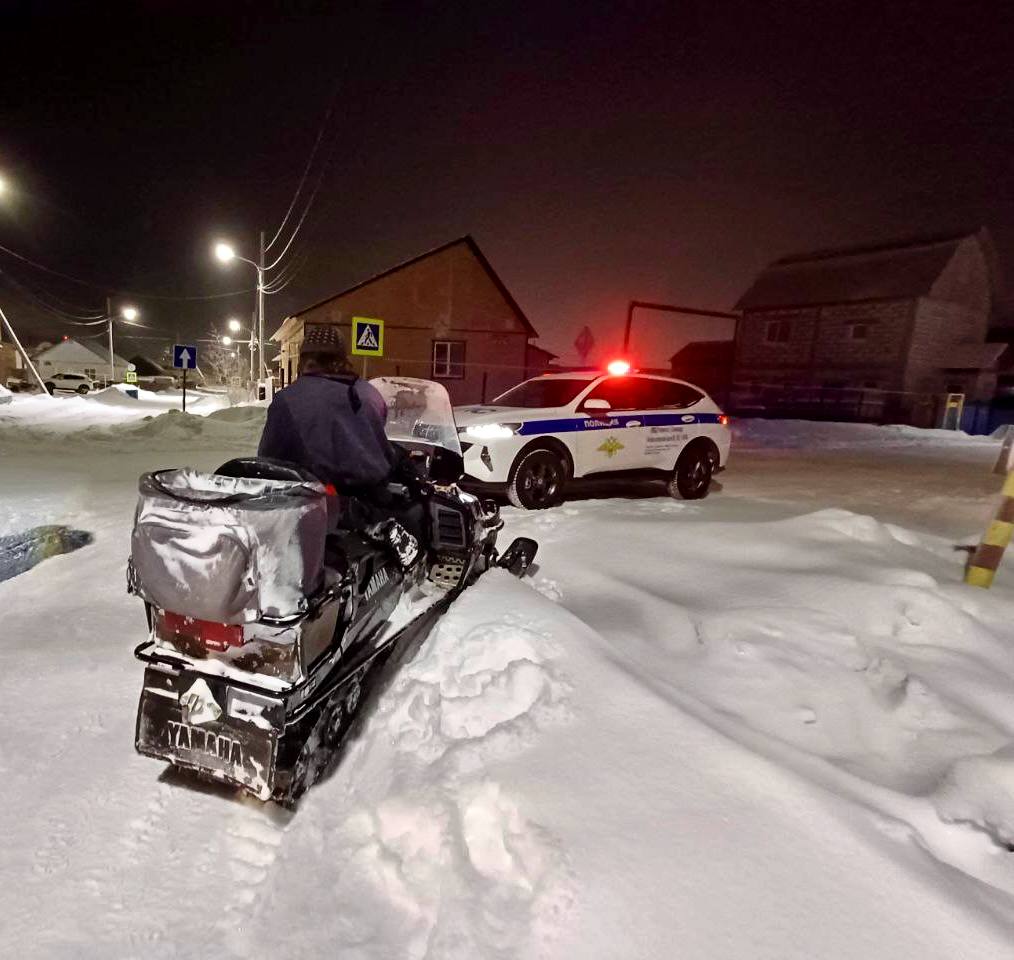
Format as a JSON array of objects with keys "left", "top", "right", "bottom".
[{"left": 216, "top": 457, "right": 320, "bottom": 485}]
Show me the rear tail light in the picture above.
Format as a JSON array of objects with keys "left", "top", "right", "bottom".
[
  {"left": 156, "top": 610, "right": 245, "bottom": 652},
  {"left": 718, "top": 415, "right": 730, "bottom": 427}
]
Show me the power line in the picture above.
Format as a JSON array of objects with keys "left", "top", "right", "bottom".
[
  {"left": 264, "top": 91, "right": 337, "bottom": 253},
  {"left": 0, "top": 241, "right": 256, "bottom": 301}
]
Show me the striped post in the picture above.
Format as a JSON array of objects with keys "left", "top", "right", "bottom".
[{"left": 966, "top": 470, "right": 1014, "bottom": 588}]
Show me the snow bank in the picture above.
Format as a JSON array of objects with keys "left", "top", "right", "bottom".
[
  {"left": 735, "top": 417, "right": 995, "bottom": 450},
  {"left": 934, "top": 747, "right": 1014, "bottom": 847}
]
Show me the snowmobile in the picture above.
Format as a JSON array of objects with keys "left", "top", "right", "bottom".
[{"left": 128, "top": 377, "right": 537, "bottom": 802}]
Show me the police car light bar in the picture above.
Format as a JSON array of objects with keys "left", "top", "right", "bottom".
[{"left": 606, "top": 359, "right": 631, "bottom": 376}]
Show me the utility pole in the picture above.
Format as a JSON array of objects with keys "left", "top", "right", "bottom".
[
  {"left": 106, "top": 296, "right": 115, "bottom": 384},
  {"left": 258, "top": 229, "right": 266, "bottom": 383},
  {"left": 250, "top": 309, "right": 256, "bottom": 385}
]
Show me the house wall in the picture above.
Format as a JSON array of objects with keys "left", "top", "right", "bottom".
[
  {"left": 279, "top": 243, "right": 531, "bottom": 404},
  {"left": 733, "top": 300, "right": 912, "bottom": 390},
  {"left": 906, "top": 297, "right": 994, "bottom": 400}
]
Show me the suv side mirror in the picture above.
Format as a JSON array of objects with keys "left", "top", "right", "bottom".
[{"left": 583, "top": 398, "right": 611, "bottom": 412}]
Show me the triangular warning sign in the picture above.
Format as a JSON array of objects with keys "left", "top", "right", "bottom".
[{"left": 357, "top": 325, "right": 379, "bottom": 349}]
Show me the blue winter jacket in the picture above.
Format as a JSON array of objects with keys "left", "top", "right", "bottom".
[{"left": 257, "top": 373, "right": 398, "bottom": 491}]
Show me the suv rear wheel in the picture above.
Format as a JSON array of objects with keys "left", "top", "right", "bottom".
[
  {"left": 76, "top": 384, "right": 90, "bottom": 395},
  {"left": 668, "top": 444, "right": 715, "bottom": 500}
]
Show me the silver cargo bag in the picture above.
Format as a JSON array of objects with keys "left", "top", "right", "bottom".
[{"left": 130, "top": 468, "right": 327, "bottom": 624}]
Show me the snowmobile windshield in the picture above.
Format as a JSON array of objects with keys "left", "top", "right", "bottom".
[
  {"left": 493, "top": 377, "right": 591, "bottom": 408},
  {"left": 370, "top": 376, "right": 462, "bottom": 456}
]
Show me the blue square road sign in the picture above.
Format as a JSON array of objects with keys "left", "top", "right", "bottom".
[{"left": 173, "top": 344, "right": 198, "bottom": 370}]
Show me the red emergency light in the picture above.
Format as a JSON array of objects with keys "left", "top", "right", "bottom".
[{"left": 606, "top": 359, "right": 631, "bottom": 376}]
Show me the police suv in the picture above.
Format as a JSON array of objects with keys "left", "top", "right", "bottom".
[{"left": 454, "top": 365, "right": 731, "bottom": 509}]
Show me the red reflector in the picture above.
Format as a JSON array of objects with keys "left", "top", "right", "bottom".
[
  {"left": 158, "top": 610, "right": 245, "bottom": 652},
  {"left": 718, "top": 415, "right": 730, "bottom": 426},
  {"left": 323, "top": 483, "right": 337, "bottom": 496}
]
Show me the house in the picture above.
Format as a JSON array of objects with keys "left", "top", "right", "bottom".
[
  {"left": 272, "top": 236, "right": 540, "bottom": 403},
  {"left": 129, "top": 354, "right": 178, "bottom": 389},
  {"left": 33, "top": 337, "right": 130, "bottom": 383},
  {"left": 525, "top": 344, "right": 558, "bottom": 378},
  {"left": 731, "top": 228, "right": 1004, "bottom": 425},
  {"left": 670, "top": 340, "right": 735, "bottom": 404},
  {"left": 0, "top": 341, "right": 18, "bottom": 385}
]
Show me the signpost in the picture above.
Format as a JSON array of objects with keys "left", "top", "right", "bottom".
[
  {"left": 351, "top": 317, "right": 384, "bottom": 377},
  {"left": 173, "top": 344, "right": 198, "bottom": 413},
  {"left": 124, "top": 363, "right": 138, "bottom": 385}
]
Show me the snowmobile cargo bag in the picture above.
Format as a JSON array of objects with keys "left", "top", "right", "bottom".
[{"left": 131, "top": 469, "right": 327, "bottom": 624}]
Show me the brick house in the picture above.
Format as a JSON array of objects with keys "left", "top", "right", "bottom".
[
  {"left": 731, "top": 229, "right": 1005, "bottom": 424},
  {"left": 272, "top": 236, "right": 540, "bottom": 404}
]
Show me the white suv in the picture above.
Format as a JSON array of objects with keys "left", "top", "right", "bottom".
[
  {"left": 44, "top": 372, "right": 97, "bottom": 395},
  {"left": 454, "top": 368, "right": 731, "bottom": 509}
]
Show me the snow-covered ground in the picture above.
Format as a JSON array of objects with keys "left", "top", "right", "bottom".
[{"left": 4, "top": 393, "right": 1014, "bottom": 958}]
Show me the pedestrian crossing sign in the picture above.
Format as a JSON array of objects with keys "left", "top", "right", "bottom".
[{"left": 351, "top": 317, "right": 384, "bottom": 357}]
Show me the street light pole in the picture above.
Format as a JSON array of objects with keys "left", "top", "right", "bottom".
[
  {"left": 106, "top": 296, "right": 115, "bottom": 384},
  {"left": 257, "top": 230, "right": 266, "bottom": 382}
]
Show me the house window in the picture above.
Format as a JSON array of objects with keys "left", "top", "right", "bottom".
[
  {"left": 849, "top": 323, "right": 868, "bottom": 340},
  {"left": 432, "top": 340, "right": 465, "bottom": 379},
  {"left": 84, "top": 368, "right": 96, "bottom": 379},
  {"left": 765, "top": 320, "right": 791, "bottom": 343}
]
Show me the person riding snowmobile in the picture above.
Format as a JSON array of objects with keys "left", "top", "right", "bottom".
[{"left": 257, "top": 324, "right": 423, "bottom": 558}]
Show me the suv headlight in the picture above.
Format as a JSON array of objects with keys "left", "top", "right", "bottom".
[{"left": 460, "top": 422, "right": 522, "bottom": 439}]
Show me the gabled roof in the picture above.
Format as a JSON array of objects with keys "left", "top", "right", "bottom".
[
  {"left": 129, "top": 354, "right": 172, "bottom": 377},
  {"left": 283, "top": 235, "right": 536, "bottom": 337},
  {"left": 736, "top": 229, "right": 990, "bottom": 311},
  {"left": 35, "top": 337, "right": 129, "bottom": 367}
]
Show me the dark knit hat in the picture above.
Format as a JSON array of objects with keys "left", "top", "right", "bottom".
[{"left": 300, "top": 324, "right": 346, "bottom": 356}]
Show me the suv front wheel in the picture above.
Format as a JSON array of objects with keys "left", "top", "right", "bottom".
[{"left": 507, "top": 448, "right": 566, "bottom": 510}]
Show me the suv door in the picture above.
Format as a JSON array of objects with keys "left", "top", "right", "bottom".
[
  {"left": 638, "top": 379, "right": 705, "bottom": 469},
  {"left": 575, "top": 376, "right": 656, "bottom": 474}
]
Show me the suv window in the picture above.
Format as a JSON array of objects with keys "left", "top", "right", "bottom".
[
  {"left": 61, "top": 373, "right": 85, "bottom": 381},
  {"left": 646, "top": 379, "right": 703, "bottom": 409},
  {"left": 582, "top": 377, "right": 642, "bottom": 411},
  {"left": 584, "top": 377, "right": 703, "bottom": 411}
]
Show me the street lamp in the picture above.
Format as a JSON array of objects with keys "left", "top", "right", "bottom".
[
  {"left": 213, "top": 237, "right": 265, "bottom": 383},
  {"left": 221, "top": 316, "right": 255, "bottom": 383},
  {"left": 105, "top": 299, "right": 141, "bottom": 383}
]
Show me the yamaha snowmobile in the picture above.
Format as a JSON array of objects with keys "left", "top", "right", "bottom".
[{"left": 128, "top": 377, "right": 537, "bottom": 802}]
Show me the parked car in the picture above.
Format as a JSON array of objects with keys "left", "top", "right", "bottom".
[
  {"left": 44, "top": 372, "right": 97, "bottom": 395},
  {"left": 453, "top": 365, "right": 731, "bottom": 509}
]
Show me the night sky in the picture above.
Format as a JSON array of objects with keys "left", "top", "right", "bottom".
[{"left": 2, "top": 1, "right": 1012, "bottom": 366}]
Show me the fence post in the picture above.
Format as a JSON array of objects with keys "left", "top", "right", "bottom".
[{"left": 966, "top": 471, "right": 1014, "bottom": 587}]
